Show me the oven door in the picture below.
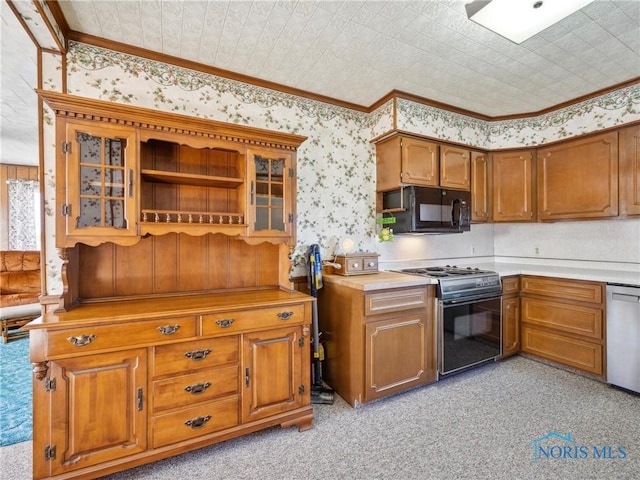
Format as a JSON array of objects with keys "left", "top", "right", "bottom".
[{"left": 438, "top": 295, "right": 502, "bottom": 376}]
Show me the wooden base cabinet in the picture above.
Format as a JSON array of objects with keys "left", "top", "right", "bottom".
[
  {"left": 27, "top": 291, "right": 314, "bottom": 480},
  {"left": 318, "top": 282, "right": 436, "bottom": 407},
  {"left": 501, "top": 276, "right": 520, "bottom": 358},
  {"left": 47, "top": 349, "right": 147, "bottom": 477},
  {"left": 520, "top": 276, "right": 605, "bottom": 377}
]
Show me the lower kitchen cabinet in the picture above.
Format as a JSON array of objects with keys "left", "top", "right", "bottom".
[
  {"left": 520, "top": 276, "right": 605, "bottom": 377},
  {"left": 242, "top": 326, "right": 308, "bottom": 422},
  {"left": 501, "top": 276, "right": 520, "bottom": 358},
  {"left": 26, "top": 290, "right": 314, "bottom": 480},
  {"left": 47, "top": 349, "right": 148, "bottom": 477},
  {"left": 318, "top": 280, "right": 436, "bottom": 407}
]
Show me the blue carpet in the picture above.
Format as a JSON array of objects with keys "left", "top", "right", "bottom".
[{"left": 0, "top": 337, "right": 32, "bottom": 446}]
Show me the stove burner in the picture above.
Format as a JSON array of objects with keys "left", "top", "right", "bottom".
[{"left": 396, "top": 265, "right": 502, "bottom": 301}]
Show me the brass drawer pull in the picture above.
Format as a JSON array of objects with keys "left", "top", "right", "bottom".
[
  {"left": 67, "top": 334, "right": 96, "bottom": 347},
  {"left": 277, "top": 311, "right": 294, "bottom": 320},
  {"left": 215, "top": 318, "right": 235, "bottom": 328},
  {"left": 157, "top": 324, "right": 181, "bottom": 335},
  {"left": 185, "top": 415, "right": 211, "bottom": 429},
  {"left": 184, "top": 382, "right": 212, "bottom": 395},
  {"left": 184, "top": 349, "right": 212, "bottom": 361}
]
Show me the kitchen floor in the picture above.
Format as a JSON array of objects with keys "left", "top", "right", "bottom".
[{"left": 2, "top": 355, "right": 639, "bottom": 479}]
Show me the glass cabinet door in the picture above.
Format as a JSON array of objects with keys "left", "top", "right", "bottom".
[
  {"left": 247, "top": 148, "right": 292, "bottom": 238},
  {"left": 64, "top": 121, "right": 137, "bottom": 242}
]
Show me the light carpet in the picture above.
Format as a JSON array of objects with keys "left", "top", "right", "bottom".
[
  {"left": 0, "top": 337, "right": 31, "bottom": 446},
  {"left": 1, "top": 356, "right": 639, "bottom": 480}
]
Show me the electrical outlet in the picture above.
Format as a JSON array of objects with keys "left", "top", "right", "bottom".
[
  {"left": 534, "top": 246, "right": 541, "bottom": 256},
  {"left": 471, "top": 245, "right": 477, "bottom": 255}
]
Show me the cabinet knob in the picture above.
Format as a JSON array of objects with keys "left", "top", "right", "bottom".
[
  {"left": 184, "top": 349, "right": 212, "bottom": 361},
  {"left": 185, "top": 415, "right": 211, "bottom": 429},
  {"left": 368, "top": 262, "right": 376, "bottom": 267},
  {"left": 184, "top": 382, "right": 212, "bottom": 395},
  {"left": 215, "top": 318, "right": 235, "bottom": 328},
  {"left": 352, "top": 263, "right": 359, "bottom": 268},
  {"left": 157, "top": 324, "right": 181, "bottom": 335},
  {"left": 66, "top": 334, "right": 96, "bottom": 347}
]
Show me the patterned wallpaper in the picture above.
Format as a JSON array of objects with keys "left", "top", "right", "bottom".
[
  {"left": 397, "top": 84, "right": 640, "bottom": 149},
  {"left": 39, "top": 41, "right": 640, "bottom": 293}
]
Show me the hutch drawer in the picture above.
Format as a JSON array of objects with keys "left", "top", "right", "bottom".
[
  {"left": 152, "top": 365, "right": 238, "bottom": 412},
  {"left": 47, "top": 316, "right": 197, "bottom": 356},
  {"left": 202, "top": 304, "right": 305, "bottom": 335},
  {"left": 152, "top": 396, "right": 239, "bottom": 448},
  {"left": 153, "top": 336, "right": 239, "bottom": 377}
]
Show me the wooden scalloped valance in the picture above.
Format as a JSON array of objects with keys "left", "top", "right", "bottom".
[{"left": 37, "top": 90, "right": 307, "bottom": 151}]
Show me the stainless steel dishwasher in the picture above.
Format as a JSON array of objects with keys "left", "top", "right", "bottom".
[{"left": 607, "top": 284, "right": 640, "bottom": 394}]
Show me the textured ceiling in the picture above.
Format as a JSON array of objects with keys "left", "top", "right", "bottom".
[
  {"left": 2, "top": 1, "right": 640, "bottom": 167},
  {"left": 1, "top": 0, "right": 38, "bottom": 166},
  {"left": 58, "top": 0, "right": 640, "bottom": 115}
]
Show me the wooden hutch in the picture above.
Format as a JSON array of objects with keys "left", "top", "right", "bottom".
[{"left": 26, "top": 91, "right": 314, "bottom": 480}]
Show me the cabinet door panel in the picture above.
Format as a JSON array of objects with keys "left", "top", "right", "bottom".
[
  {"left": 521, "top": 297, "right": 603, "bottom": 340},
  {"left": 440, "top": 146, "right": 470, "bottom": 191},
  {"left": 538, "top": 132, "right": 618, "bottom": 220},
  {"left": 242, "top": 326, "right": 306, "bottom": 423},
  {"left": 49, "top": 349, "right": 147, "bottom": 475},
  {"left": 492, "top": 150, "right": 535, "bottom": 222},
  {"left": 521, "top": 326, "right": 603, "bottom": 376},
  {"left": 401, "top": 137, "right": 439, "bottom": 186},
  {"left": 62, "top": 120, "right": 138, "bottom": 245},
  {"left": 502, "top": 296, "right": 520, "bottom": 357},
  {"left": 471, "top": 151, "right": 491, "bottom": 222},
  {"left": 247, "top": 147, "right": 293, "bottom": 239},
  {"left": 364, "top": 314, "right": 435, "bottom": 402},
  {"left": 620, "top": 124, "right": 640, "bottom": 216}
]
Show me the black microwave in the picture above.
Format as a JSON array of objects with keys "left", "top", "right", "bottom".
[{"left": 382, "top": 186, "right": 471, "bottom": 234}]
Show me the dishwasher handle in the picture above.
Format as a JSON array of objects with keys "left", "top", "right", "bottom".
[{"left": 612, "top": 292, "right": 640, "bottom": 303}]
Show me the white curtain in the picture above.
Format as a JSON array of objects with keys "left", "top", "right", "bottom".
[{"left": 7, "top": 179, "right": 40, "bottom": 250}]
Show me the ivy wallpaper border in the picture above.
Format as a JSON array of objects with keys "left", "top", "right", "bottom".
[{"left": 68, "top": 42, "right": 375, "bottom": 129}]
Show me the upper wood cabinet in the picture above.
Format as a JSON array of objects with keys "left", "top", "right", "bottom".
[
  {"left": 246, "top": 147, "right": 294, "bottom": 241},
  {"left": 492, "top": 150, "right": 536, "bottom": 222},
  {"left": 376, "top": 135, "right": 438, "bottom": 191},
  {"left": 537, "top": 132, "right": 618, "bottom": 221},
  {"left": 41, "top": 91, "right": 306, "bottom": 248},
  {"left": 619, "top": 124, "right": 640, "bottom": 217},
  {"left": 440, "top": 145, "right": 471, "bottom": 190},
  {"left": 375, "top": 134, "right": 470, "bottom": 192},
  {"left": 471, "top": 151, "right": 491, "bottom": 222},
  {"left": 58, "top": 120, "right": 138, "bottom": 247}
]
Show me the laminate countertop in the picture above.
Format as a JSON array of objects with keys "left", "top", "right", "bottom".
[
  {"left": 321, "top": 271, "right": 436, "bottom": 291},
  {"left": 323, "top": 262, "right": 640, "bottom": 290},
  {"left": 469, "top": 262, "right": 640, "bottom": 287}
]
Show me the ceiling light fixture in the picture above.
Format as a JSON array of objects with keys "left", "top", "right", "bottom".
[{"left": 465, "top": 0, "right": 595, "bottom": 44}]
